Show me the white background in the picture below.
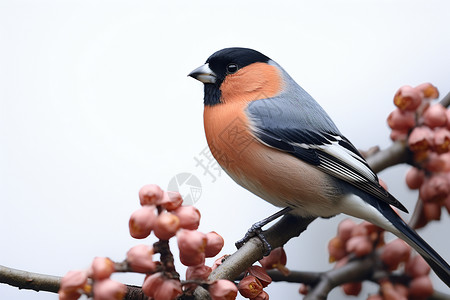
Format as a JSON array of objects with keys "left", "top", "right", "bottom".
[{"left": 1, "top": 1, "right": 450, "bottom": 299}]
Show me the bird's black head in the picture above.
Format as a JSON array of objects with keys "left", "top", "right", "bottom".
[{"left": 189, "top": 47, "right": 271, "bottom": 105}]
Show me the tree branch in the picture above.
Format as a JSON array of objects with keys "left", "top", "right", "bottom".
[{"left": 0, "top": 264, "right": 60, "bottom": 293}]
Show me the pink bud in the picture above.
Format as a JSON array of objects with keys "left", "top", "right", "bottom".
[
  {"left": 337, "top": 219, "right": 357, "bottom": 242},
  {"left": 252, "top": 290, "right": 269, "bottom": 300},
  {"left": 405, "top": 167, "right": 425, "bottom": 190},
  {"left": 159, "top": 191, "right": 183, "bottom": 211},
  {"left": 248, "top": 265, "right": 272, "bottom": 288},
  {"left": 126, "top": 245, "right": 156, "bottom": 273},
  {"left": 381, "top": 239, "right": 411, "bottom": 270},
  {"left": 440, "top": 152, "right": 450, "bottom": 172},
  {"left": 387, "top": 109, "right": 416, "bottom": 130},
  {"left": 59, "top": 270, "right": 88, "bottom": 294},
  {"left": 153, "top": 212, "right": 180, "bottom": 240},
  {"left": 423, "top": 202, "right": 442, "bottom": 221},
  {"left": 408, "top": 126, "right": 434, "bottom": 153},
  {"left": 299, "top": 284, "right": 308, "bottom": 295},
  {"left": 186, "top": 264, "right": 212, "bottom": 281},
  {"left": 341, "top": 282, "right": 362, "bottom": 296},
  {"left": 328, "top": 236, "right": 347, "bottom": 263},
  {"left": 139, "top": 184, "right": 164, "bottom": 206},
  {"left": 433, "top": 128, "right": 450, "bottom": 153},
  {"left": 93, "top": 279, "right": 126, "bottom": 300},
  {"left": 58, "top": 290, "right": 82, "bottom": 300},
  {"left": 389, "top": 129, "right": 409, "bottom": 142},
  {"left": 423, "top": 152, "right": 445, "bottom": 172},
  {"left": 172, "top": 206, "right": 201, "bottom": 230},
  {"left": 416, "top": 83, "right": 439, "bottom": 99},
  {"left": 205, "top": 231, "right": 224, "bottom": 258},
  {"left": 346, "top": 236, "right": 372, "bottom": 257},
  {"left": 409, "top": 276, "right": 434, "bottom": 299},
  {"left": 208, "top": 279, "right": 238, "bottom": 300},
  {"left": 142, "top": 273, "right": 182, "bottom": 300},
  {"left": 90, "top": 257, "right": 115, "bottom": 280},
  {"left": 177, "top": 230, "right": 207, "bottom": 266},
  {"left": 405, "top": 255, "right": 431, "bottom": 278},
  {"left": 380, "top": 281, "right": 407, "bottom": 300},
  {"left": 259, "top": 247, "right": 289, "bottom": 275},
  {"left": 129, "top": 206, "right": 157, "bottom": 239},
  {"left": 237, "top": 275, "right": 263, "bottom": 299},
  {"left": 423, "top": 104, "right": 447, "bottom": 128},
  {"left": 419, "top": 174, "right": 450, "bottom": 203},
  {"left": 393, "top": 85, "right": 423, "bottom": 111}
]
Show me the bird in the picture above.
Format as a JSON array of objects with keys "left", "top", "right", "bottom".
[{"left": 188, "top": 47, "right": 450, "bottom": 287}]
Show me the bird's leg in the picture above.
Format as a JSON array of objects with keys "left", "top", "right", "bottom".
[{"left": 235, "top": 207, "right": 293, "bottom": 255}]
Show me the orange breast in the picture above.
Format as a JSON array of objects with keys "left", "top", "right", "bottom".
[{"left": 203, "top": 103, "right": 339, "bottom": 217}]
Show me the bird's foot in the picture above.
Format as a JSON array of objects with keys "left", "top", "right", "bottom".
[
  {"left": 235, "top": 222, "right": 272, "bottom": 255},
  {"left": 235, "top": 207, "right": 293, "bottom": 256}
]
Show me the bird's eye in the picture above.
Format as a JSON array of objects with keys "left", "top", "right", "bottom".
[{"left": 226, "top": 63, "right": 239, "bottom": 74}]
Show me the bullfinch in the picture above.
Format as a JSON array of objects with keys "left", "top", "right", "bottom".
[{"left": 188, "top": 47, "right": 450, "bottom": 287}]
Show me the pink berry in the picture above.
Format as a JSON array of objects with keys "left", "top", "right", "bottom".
[
  {"left": 139, "top": 184, "right": 164, "bottom": 206},
  {"left": 58, "top": 290, "right": 82, "bottom": 300},
  {"left": 380, "top": 239, "right": 411, "bottom": 270},
  {"left": 419, "top": 174, "right": 450, "bottom": 203},
  {"left": 408, "top": 126, "right": 434, "bottom": 153},
  {"left": 405, "top": 255, "right": 431, "bottom": 278},
  {"left": 341, "top": 282, "right": 362, "bottom": 296},
  {"left": 172, "top": 206, "right": 201, "bottom": 230},
  {"left": 59, "top": 270, "right": 88, "bottom": 294},
  {"left": 337, "top": 219, "right": 357, "bottom": 242},
  {"left": 93, "top": 279, "right": 126, "bottom": 300},
  {"left": 423, "top": 202, "right": 442, "bottom": 221},
  {"left": 259, "top": 247, "right": 289, "bottom": 275},
  {"left": 90, "top": 257, "right": 115, "bottom": 280},
  {"left": 433, "top": 127, "right": 450, "bottom": 153},
  {"left": 252, "top": 290, "right": 269, "bottom": 300},
  {"left": 142, "top": 273, "right": 182, "bottom": 300},
  {"left": 405, "top": 167, "right": 425, "bottom": 190},
  {"left": 177, "top": 230, "right": 207, "bottom": 266},
  {"left": 390, "top": 129, "right": 409, "bottom": 142},
  {"left": 415, "top": 82, "right": 439, "bottom": 99},
  {"left": 186, "top": 264, "right": 212, "bottom": 281},
  {"left": 346, "top": 236, "right": 372, "bottom": 257},
  {"left": 423, "top": 104, "right": 447, "bottom": 128},
  {"left": 237, "top": 275, "right": 263, "bottom": 299},
  {"left": 153, "top": 212, "right": 180, "bottom": 240},
  {"left": 205, "top": 231, "right": 224, "bottom": 257},
  {"left": 387, "top": 109, "right": 416, "bottom": 130},
  {"left": 328, "top": 236, "right": 346, "bottom": 262},
  {"left": 126, "top": 244, "right": 156, "bottom": 273},
  {"left": 159, "top": 191, "right": 183, "bottom": 211},
  {"left": 248, "top": 265, "right": 272, "bottom": 288},
  {"left": 128, "top": 206, "right": 157, "bottom": 239},
  {"left": 393, "top": 85, "right": 423, "bottom": 111},
  {"left": 409, "top": 276, "right": 434, "bottom": 299},
  {"left": 208, "top": 279, "right": 238, "bottom": 300}
]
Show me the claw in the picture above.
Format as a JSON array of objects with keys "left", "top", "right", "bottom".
[{"left": 235, "top": 207, "right": 292, "bottom": 255}]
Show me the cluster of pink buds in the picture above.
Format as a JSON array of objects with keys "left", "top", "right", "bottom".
[
  {"left": 236, "top": 247, "right": 288, "bottom": 300},
  {"left": 387, "top": 83, "right": 450, "bottom": 227},
  {"left": 325, "top": 219, "right": 433, "bottom": 299},
  {"left": 59, "top": 184, "right": 236, "bottom": 300},
  {"left": 58, "top": 259, "right": 126, "bottom": 300}
]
